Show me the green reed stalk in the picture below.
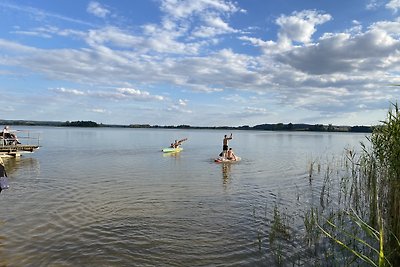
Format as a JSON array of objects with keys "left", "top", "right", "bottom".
[
  {"left": 306, "top": 102, "right": 400, "bottom": 266},
  {"left": 263, "top": 102, "right": 400, "bottom": 265},
  {"left": 368, "top": 102, "right": 400, "bottom": 264},
  {"left": 269, "top": 205, "right": 292, "bottom": 266}
]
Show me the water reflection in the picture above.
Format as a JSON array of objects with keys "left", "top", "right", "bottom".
[
  {"left": 162, "top": 152, "right": 182, "bottom": 159},
  {"left": 1, "top": 157, "right": 40, "bottom": 177},
  {"left": 221, "top": 163, "right": 232, "bottom": 186}
]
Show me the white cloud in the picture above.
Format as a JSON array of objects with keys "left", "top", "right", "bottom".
[
  {"left": 366, "top": 0, "right": 380, "bottom": 10},
  {"left": 276, "top": 10, "right": 332, "bottom": 45},
  {"left": 85, "top": 26, "right": 143, "bottom": 48},
  {"left": 166, "top": 99, "right": 192, "bottom": 114},
  {"left": 178, "top": 99, "right": 188, "bottom": 106},
  {"left": 192, "top": 27, "right": 229, "bottom": 38},
  {"left": 115, "top": 88, "right": 164, "bottom": 101},
  {"left": 191, "top": 14, "right": 237, "bottom": 38},
  {"left": 244, "top": 107, "right": 268, "bottom": 114},
  {"left": 52, "top": 87, "right": 86, "bottom": 95},
  {"left": 11, "top": 30, "right": 52, "bottom": 38},
  {"left": 370, "top": 18, "right": 400, "bottom": 35},
  {"left": 185, "top": 84, "right": 224, "bottom": 93},
  {"left": 51, "top": 87, "right": 164, "bottom": 102},
  {"left": 0, "top": 2, "right": 95, "bottom": 26},
  {"left": 159, "top": 0, "right": 241, "bottom": 40},
  {"left": 167, "top": 105, "right": 192, "bottom": 114},
  {"left": 386, "top": 0, "right": 400, "bottom": 12},
  {"left": 239, "top": 10, "right": 332, "bottom": 54},
  {"left": 234, "top": 13, "right": 400, "bottom": 118},
  {"left": 160, "top": 0, "right": 242, "bottom": 19},
  {"left": 275, "top": 27, "right": 400, "bottom": 75},
  {"left": 222, "top": 94, "right": 247, "bottom": 103},
  {"left": 239, "top": 36, "right": 269, "bottom": 47},
  {"left": 0, "top": 38, "right": 37, "bottom": 53},
  {"left": 89, "top": 108, "right": 107, "bottom": 113},
  {"left": 87, "top": 1, "right": 110, "bottom": 18},
  {"left": 2, "top": 2, "right": 400, "bottom": 125},
  {"left": 3, "top": 15, "right": 399, "bottom": 120}
]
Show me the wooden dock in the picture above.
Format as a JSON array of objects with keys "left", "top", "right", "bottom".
[{"left": 0, "top": 145, "right": 39, "bottom": 157}]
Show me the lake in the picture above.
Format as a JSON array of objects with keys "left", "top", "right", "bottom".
[{"left": 0, "top": 127, "right": 369, "bottom": 266}]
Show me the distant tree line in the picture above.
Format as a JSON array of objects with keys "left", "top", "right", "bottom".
[
  {"left": 251, "top": 123, "right": 372, "bottom": 132},
  {"left": 0, "top": 120, "right": 64, "bottom": 126},
  {"left": 143, "top": 123, "right": 372, "bottom": 132},
  {"left": 62, "top": 121, "right": 99, "bottom": 127},
  {"left": 0, "top": 120, "right": 373, "bottom": 132}
]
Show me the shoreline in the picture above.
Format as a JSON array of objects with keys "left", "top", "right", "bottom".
[{"left": 0, "top": 120, "right": 373, "bottom": 133}]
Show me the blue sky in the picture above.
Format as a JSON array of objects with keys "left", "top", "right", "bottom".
[{"left": 0, "top": 0, "right": 400, "bottom": 126}]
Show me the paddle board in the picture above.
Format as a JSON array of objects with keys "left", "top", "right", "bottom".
[{"left": 214, "top": 156, "right": 241, "bottom": 163}]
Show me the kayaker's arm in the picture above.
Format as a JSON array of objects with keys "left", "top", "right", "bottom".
[{"left": 178, "top": 138, "right": 188, "bottom": 144}]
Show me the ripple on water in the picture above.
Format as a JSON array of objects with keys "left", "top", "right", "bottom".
[{"left": 0, "top": 129, "right": 365, "bottom": 266}]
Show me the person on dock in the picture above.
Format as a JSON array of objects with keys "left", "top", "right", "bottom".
[
  {"left": 2, "top": 126, "right": 20, "bottom": 145},
  {"left": 222, "top": 133, "right": 232, "bottom": 158}
]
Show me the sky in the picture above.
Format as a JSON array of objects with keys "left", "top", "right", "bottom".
[{"left": 0, "top": 0, "right": 400, "bottom": 127}]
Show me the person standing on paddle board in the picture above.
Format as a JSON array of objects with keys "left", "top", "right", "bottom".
[{"left": 222, "top": 133, "right": 232, "bottom": 158}]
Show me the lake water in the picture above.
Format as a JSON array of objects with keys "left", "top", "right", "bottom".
[{"left": 0, "top": 127, "right": 369, "bottom": 266}]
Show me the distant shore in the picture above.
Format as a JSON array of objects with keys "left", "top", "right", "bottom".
[{"left": 0, "top": 119, "right": 373, "bottom": 133}]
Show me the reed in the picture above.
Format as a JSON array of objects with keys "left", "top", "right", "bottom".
[
  {"left": 312, "top": 102, "right": 400, "bottom": 266},
  {"left": 269, "top": 204, "right": 292, "bottom": 266},
  {"left": 368, "top": 102, "right": 400, "bottom": 264},
  {"left": 263, "top": 102, "right": 400, "bottom": 265},
  {"left": 258, "top": 103, "right": 400, "bottom": 265}
]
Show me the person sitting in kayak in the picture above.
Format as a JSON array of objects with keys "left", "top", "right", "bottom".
[
  {"left": 227, "top": 148, "right": 237, "bottom": 161},
  {"left": 170, "top": 141, "right": 178, "bottom": 148},
  {"left": 170, "top": 138, "right": 187, "bottom": 148}
]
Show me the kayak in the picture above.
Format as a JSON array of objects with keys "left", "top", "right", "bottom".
[
  {"left": 162, "top": 147, "right": 183, "bottom": 153},
  {"left": 214, "top": 156, "right": 241, "bottom": 163}
]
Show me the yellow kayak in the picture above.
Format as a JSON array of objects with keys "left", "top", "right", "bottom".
[{"left": 162, "top": 147, "right": 183, "bottom": 153}]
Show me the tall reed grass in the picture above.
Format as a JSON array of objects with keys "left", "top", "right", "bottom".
[
  {"left": 307, "top": 102, "right": 400, "bottom": 266},
  {"left": 261, "top": 102, "right": 400, "bottom": 266}
]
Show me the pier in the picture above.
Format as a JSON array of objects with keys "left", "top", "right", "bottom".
[{"left": 0, "top": 144, "right": 39, "bottom": 157}]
